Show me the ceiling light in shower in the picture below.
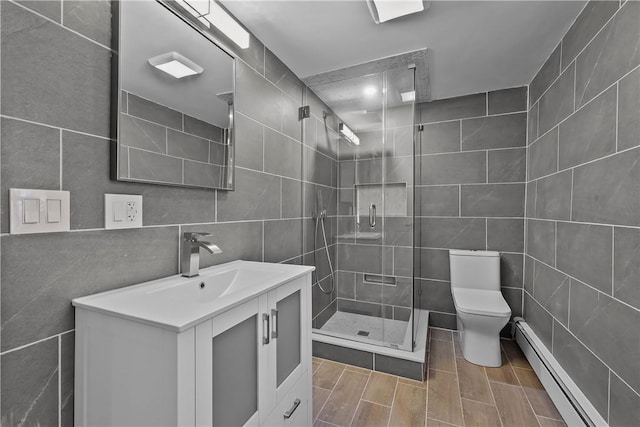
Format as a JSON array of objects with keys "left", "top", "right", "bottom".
[
  {"left": 339, "top": 123, "right": 360, "bottom": 146},
  {"left": 401, "top": 91, "right": 416, "bottom": 102},
  {"left": 364, "top": 86, "right": 377, "bottom": 96},
  {"left": 179, "top": 0, "right": 250, "bottom": 49},
  {"left": 366, "top": 0, "right": 428, "bottom": 24},
  {"left": 148, "top": 52, "right": 203, "bottom": 79}
]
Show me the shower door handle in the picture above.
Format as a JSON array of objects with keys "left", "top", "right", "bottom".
[{"left": 369, "top": 204, "right": 376, "bottom": 228}]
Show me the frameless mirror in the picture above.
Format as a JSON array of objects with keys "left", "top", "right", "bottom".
[{"left": 112, "top": 0, "right": 234, "bottom": 190}]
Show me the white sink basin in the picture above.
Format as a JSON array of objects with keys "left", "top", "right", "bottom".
[{"left": 73, "top": 260, "right": 314, "bottom": 331}]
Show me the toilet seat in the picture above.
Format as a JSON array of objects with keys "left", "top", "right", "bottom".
[{"left": 452, "top": 289, "right": 511, "bottom": 317}]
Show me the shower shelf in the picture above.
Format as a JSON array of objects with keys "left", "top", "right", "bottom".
[{"left": 335, "top": 231, "right": 382, "bottom": 240}]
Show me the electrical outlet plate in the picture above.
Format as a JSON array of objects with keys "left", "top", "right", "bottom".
[{"left": 105, "top": 194, "right": 143, "bottom": 229}]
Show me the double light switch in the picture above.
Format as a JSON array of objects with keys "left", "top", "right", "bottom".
[{"left": 10, "top": 189, "right": 70, "bottom": 234}]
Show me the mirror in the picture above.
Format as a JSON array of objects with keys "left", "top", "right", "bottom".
[{"left": 112, "top": 0, "right": 234, "bottom": 190}]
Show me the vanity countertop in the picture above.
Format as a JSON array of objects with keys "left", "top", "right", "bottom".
[{"left": 72, "top": 260, "right": 314, "bottom": 332}]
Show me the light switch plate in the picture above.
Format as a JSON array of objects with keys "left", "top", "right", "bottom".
[
  {"left": 105, "top": 194, "right": 143, "bottom": 229},
  {"left": 9, "top": 188, "right": 70, "bottom": 234}
]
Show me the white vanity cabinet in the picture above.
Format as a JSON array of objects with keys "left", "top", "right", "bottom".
[{"left": 73, "top": 261, "right": 313, "bottom": 427}]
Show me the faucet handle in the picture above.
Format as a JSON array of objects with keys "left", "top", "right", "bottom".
[{"left": 184, "top": 231, "right": 212, "bottom": 241}]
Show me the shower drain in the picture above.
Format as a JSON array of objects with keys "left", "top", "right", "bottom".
[{"left": 357, "top": 330, "right": 370, "bottom": 337}]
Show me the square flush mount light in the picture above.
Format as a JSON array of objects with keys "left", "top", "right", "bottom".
[
  {"left": 148, "top": 52, "right": 204, "bottom": 79},
  {"left": 366, "top": 0, "right": 427, "bottom": 24},
  {"left": 401, "top": 91, "right": 416, "bottom": 102},
  {"left": 179, "top": 0, "right": 250, "bottom": 49}
]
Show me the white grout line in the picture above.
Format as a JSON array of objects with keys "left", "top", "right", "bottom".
[
  {"left": 58, "top": 335, "right": 62, "bottom": 427},
  {"left": 0, "top": 332, "right": 69, "bottom": 356},
  {"left": 451, "top": 341, "right": 467, "bottom": 427},
  {"left": 615, "top": 82, "right": 619, "bottom": 152},
  {"left": 59, "top": 130, "right": 63, "bottom": 190}
]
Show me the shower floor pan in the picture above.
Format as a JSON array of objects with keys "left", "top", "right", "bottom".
[{"left": 312, "top": 309, "right": 429, "bottom": 381}]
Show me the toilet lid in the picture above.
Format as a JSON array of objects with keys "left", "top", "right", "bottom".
[{"left": 452, "top": 289, "right": 511, "bottom": 317}]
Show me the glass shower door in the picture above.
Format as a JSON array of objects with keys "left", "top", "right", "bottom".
[{"left": 309, "top": 67, "right": 415, "bottom": 351}]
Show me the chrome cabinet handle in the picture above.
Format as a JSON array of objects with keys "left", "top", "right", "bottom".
[
  {"left": 262, "top": 313, "right": 270, "bottom": 345},
  {"left": 369, "top": 204, "right": 376, "bottom": 228},
  {"left": 271, "top": 309, "right": 278, "bottom": 339},
  {"left": 283, "top": 398, "right": 301, "bottom": 419}
]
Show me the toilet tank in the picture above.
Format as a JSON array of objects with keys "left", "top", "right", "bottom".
[{"left": 449, "top": 250, "right": 501, "bottom": 291}]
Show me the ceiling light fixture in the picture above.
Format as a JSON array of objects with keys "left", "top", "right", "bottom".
[
  {"left": 401, "top": 91, "right": 416, "bottom": 102},
  {"left": 339, "top": 123, "right": 360, "bottom": 146},
  {"left": 179, "top": 0, "right": 250, "bottom": 49},
  {"left": 366, "top": 0, "right": 428, "bottom": 24},
  {"left": 148, "top": 52, "right": 204, "bottom": 79},
  {"left": 364, "top": 86, "right": 377, "bottom": 96}
]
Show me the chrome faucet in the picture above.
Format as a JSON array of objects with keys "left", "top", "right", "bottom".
[{"left": 181, "top": 232, "right": 222, "bottom": 278}]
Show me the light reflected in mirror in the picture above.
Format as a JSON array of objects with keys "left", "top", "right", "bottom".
[{"left": 114, "top": 0, "right": 234, "bottom": 190}]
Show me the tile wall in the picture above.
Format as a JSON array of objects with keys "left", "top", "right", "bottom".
[
  {"left": 524, "top": 1, "right": 640, "bottom": 425},
  {"left": 0, "top": 0, "right": 335, "bottom": 423},
  {"left": 414, "top": 87, "right": 528, "bottom": 332}
]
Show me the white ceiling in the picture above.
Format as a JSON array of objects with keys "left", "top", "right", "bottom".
[{"left": 221, "top": 0, "right": 586, "bottom": 100}]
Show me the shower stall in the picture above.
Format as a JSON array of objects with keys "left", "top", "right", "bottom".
[{"left": 305, "top": 66, "right": 428, "bottom": 366}]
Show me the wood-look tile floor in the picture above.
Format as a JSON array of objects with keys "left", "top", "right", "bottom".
[{"left": 312, "top": 328, "right": 567, "bottom": 427}]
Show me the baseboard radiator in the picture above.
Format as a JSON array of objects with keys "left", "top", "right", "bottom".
[{"left": 512, "top": 318, "right": 607, "bottom": 427}]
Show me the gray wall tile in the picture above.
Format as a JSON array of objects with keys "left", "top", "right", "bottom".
[
  {"left": 528, "top": 102, "right": 539, "bottom": 143},
  {"left": 1, "top": 227, "right": 178, "bottom": 351},
  {"left": 569, "top": 279, "right": 640, "bottom": 393},
  {"left": 561, "top": 1, "right": 619, "bottom": 70},
  {"left": 0, "top": 118, "right": 60, "bottom": 233},
  {"left": 534, "top": 170, "right": 572, "bottom": 221},
  {"left": 538, "top": 63, "right": 575, "bottom": 135},
  {"left": 488, "top": 148, "right": 526, "bottom": 183},
  {"left": 374, "top": 354, "right": 424, "bottom": 381},
  {"left": 264, "top": 128, "right": 302, "bottom": 180},
  {"left": 524, "top": 256, "right": 534, "bottom": 295},
  {"left": 420, "top": 121, "right": 460, "bottom": 154},
  {"left": 429, "top": 312, "right": 457, "bottom": 330},
  {"left": 15, "top": 0, "right": 61, "bottom": 22},
  {"left": 618, "top": 67, "right": 640, "bottom": 151},
  {"left": 337, "top": 244, "right": 389, "bottom": 275},
  {"left": 525, "top": 181, "right": 536, "bottom": 218},
  {"left": 265, "top": 48, "right": 303, "bottom": 101},
  {"left": 127, "top": 93, "right": 182, "bottom": 131},
  {"left": 552, "top": 322, "right": 610, "bottom": 418},
  {"left": 575, "top": 1, "right": 640, "bottom": 108},
  {"left": 217, "top": 168, "right": 281, "bottom": 221},
  {"left": 304, "top": 146, "right": 333, "bottom": 186},
  {"left": 556, "top": 222, "right": 612, "bottom": 294},
  {"left": 417, "top": 279, "right": 455, "bottom": 314},
  {"left": 184, "top": 115, "right": 223, "bottom": 142},
  {"left": 337, "top": 271, "right": 356, "bottom": 299},
  {"left": 528, "top": 129, "right": 558, "bottom": 180},
  {"left": 235, "top": 113, "right": 264, "bottom": 171},
  {"left": 613, "top": 227, "right": 640, "bottom": 310},
  {"left": 420, "top": 151, "right": 486, "bottom": 185},
  {"left": 502, "top": 288, "right": 523, "bottom": 319},
  {"left": 264, "top": 219, "right": 303, "bottom": 263},
  {"left": 609, "top": 373, "right": 640, "bottom": 427},
  {"left": 120, "top": 114, "right": 167, "bottom": 154},
  {"left": 1, "top": 337, "right": 59, "bottom": 425},
  {"left": 526, "top": 219, "right": 555, "bottom": 266},
  {"left": 167, "top": 129, "right": 210, "bottom": 162},
  {"left": 488, "top": 87, "right": 527, "bottom": 115},
  {"left": 461, "top": 113, "right": 527, "bottom": 150},
  {"left": 487, "top": 219, "right": 524, "bottom": 252},
  {"left": 416, "top": 186, "right": 459, "bottom": 216},
  {"left": 128, "top": 148, "right": 182, "bottom": 185},
  {"left": 338, "top": 298, "right": 383, "bottom": 318},
  {"left": 280, "top": 91, "right": 302, "bottom": 141},
  {"left": 282, "top": 178, "right": 302, "bottom": 219},
  {"left": 572, "top": 148, "right": 640, "bottom": 226},
  {"left": 461, "top": 184, "right": 525, "bottom": 217},
  {"left": 558, "top": 85, "right": 617, "bottom": 170},
  {"left": 1, "top": 1, "right": 110, "bottom": 136},
  {"left": 524, "top": 293, "right": 553, "bottom": 349},
  {"left": 62, "top": 0, "right": 110, "bottom": 46},
  {"left": 501, "top": 252, "right": 524, "bottom": 288},
  {"left": 235, "top": 61, "right": 282, "bottom": 130},
  {"left": 533, "top": 262, "right": 570, "bottom": 326},
  {"left": 420, "top": 218, "right": 486, "bottom": 250},
  {"left": 530, "top": 44, "right": 561, "bottom": 106},
  {"left": 419, "top": 93, "right": 486, "bottom": 123},
  {"left": 417, "top": 248, "right": 450, "bottom": 281},
  {"left": 183, "top": 161, "right": 223, "bottom": 188}
]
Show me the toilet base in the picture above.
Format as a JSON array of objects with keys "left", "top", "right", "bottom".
[{"left": 457, "top": 315, "right": 505, "bottom": 367}]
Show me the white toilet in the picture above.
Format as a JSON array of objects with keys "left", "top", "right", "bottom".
[{"left": 449, "top": 249, "right": 511, "bottom": 367}]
